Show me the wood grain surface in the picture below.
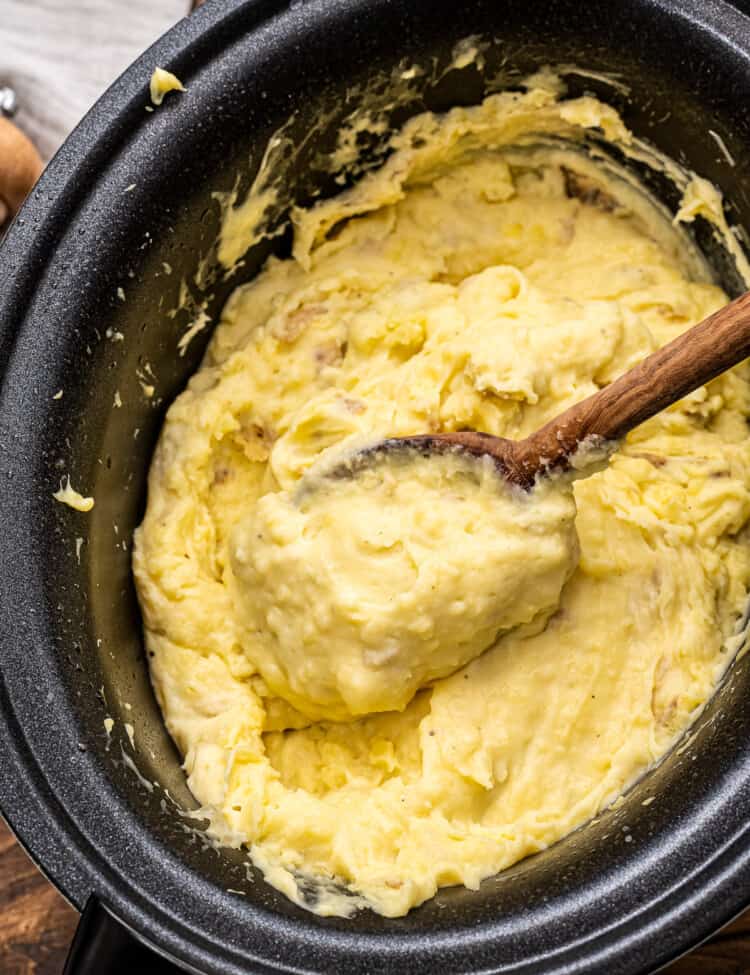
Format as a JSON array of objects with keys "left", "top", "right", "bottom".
[
  {"left": 0, "top": 818, "right": 747, "bottom": 974},
  {"left": 0, "top": 819, "right": 77, "bottom": 975}
]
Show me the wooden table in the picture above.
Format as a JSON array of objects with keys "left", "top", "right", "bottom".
[{"left": 1, "top": 819, "right": 748, "bottom": 974}]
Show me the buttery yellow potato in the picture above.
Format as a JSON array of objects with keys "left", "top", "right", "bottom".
[{"left": 133, "top": 84, "right": 750, "bottom": 917}]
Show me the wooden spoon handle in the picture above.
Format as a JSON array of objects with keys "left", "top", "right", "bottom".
[{"left": 517, "top": 289, "right": 750, "bottom": 477}]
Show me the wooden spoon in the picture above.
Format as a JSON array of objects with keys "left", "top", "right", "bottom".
[{"left": 340, "top": 290, "right": 750, "bottom": 490}]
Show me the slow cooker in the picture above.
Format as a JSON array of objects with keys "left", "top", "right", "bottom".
[{"left": 2, "top": 1, "right": 750, "bottom": 972}]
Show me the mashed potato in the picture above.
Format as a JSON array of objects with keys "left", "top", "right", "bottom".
[
  {"left": 230, "top": 450, "right": 578, "bottom": 721},
  {"left": 133, "top": 83, "right": 750, "bottom": 917}
]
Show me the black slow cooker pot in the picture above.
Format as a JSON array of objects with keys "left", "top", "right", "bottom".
[{"left": 3, "top": 1, "right": 750, "bottom": 972}]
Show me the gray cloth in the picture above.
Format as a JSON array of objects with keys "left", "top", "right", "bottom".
[{"left": 2, "top": 0, "right": 187, "bottom": 161}]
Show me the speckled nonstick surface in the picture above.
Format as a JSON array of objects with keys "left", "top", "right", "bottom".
[{"left": 2, "top": 1, "right": 750, "bottom": 972}]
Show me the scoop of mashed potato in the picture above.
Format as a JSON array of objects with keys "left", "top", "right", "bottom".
[{"left": 229, "top": 451, "right": 578, "bottom": 720}]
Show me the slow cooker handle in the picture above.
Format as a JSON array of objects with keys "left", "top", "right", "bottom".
[{"left": 64, "top": 897, "right": 186, "bottom": 974}]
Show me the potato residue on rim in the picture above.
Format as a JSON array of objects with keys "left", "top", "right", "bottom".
[{"left": 133, "top": 81, "right": 750, "bottom": 917}]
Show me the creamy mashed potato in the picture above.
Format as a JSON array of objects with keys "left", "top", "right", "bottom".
[
  {"left": 133, "top": 84, "right": 750, "bottom": 917},
  {"left": 230, "top": 450, "right": 578, "bottom": 721}
]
